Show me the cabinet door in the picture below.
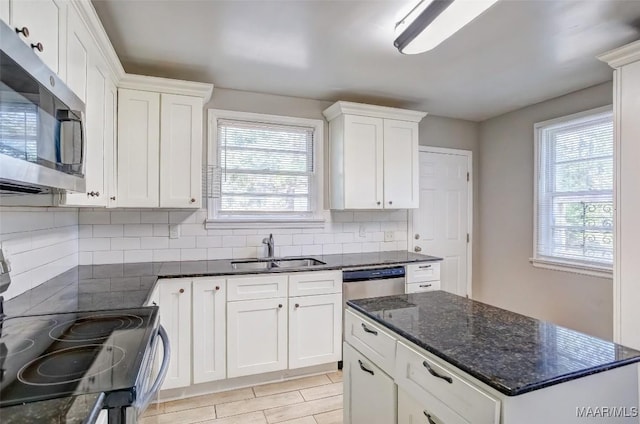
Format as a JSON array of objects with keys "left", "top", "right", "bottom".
[
  {"left": 11, "top": 0, "right": 63, "bottom": 74},
  {"left": 289, "top": 293, "right": 342, "bottom": 369},
  {"left": 117, "top": 89, "right": 160, "bottom": 207},
  {"left": 398, "top": 387, "right": 469, "bottom": 424},
  {"left": 62, "top": 53, "right": 107, "bottom": 206},
  {"left": 66, "top": 4, "right": 90, "bottom": 102},
  {"left": 158, "top": 279, "right": 191, "bottom": 390},
  {"left": 343, "top": 342, "right": 396, "bottom": 424},
  {"left": 227, "top": 298, "right": 287, "bottom": 378},
  {"left": 104, "top": 79, "right": 118, "bottom": 208},
  {"left": 383, "top": 119, "right": 419, "bottom": 209},
  {"left": 160, "top": 94, "right": 203, "bottom": 208},
  {"left": 343, "top": 115, "right": 384, "bottom": 209},
  {"left": 192, "top": 278, "right": 226, "bottom": 384}
]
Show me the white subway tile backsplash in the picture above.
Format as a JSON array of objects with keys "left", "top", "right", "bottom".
[
  {"left": 141, "top": 211, "right": 169, "bottom": 224},
  {"left": 153, "top": 249, "right": 181, "bottom": 262},
  {"left": 93, "top": 225, "right": 124, "bottom": 238},
  {"left": 222, "top": 235, "right": 246, "bottom": 247},
  {"left": 76, "top": 208, "right": 409, "bottom": 264},
  {"left": 124, "top": 250, "right": 153, "bottom": 263},
  {"left": 123, "top": 224, "right": 153, "bottom": 237},
  {"left": 93, "top": 250, "right": 124, "bottom": 264},
  {"left": 111, "top": 211, "right": 141, "bottom": 224},
  {"left": 111, "top": 237, "right": 142, "bottom": 251},
  {"left": 79, "top": 238, "right": 110, "bottom": 252},
  {"left": 79, "top": 251, "right": 93, "bottom": 265}
]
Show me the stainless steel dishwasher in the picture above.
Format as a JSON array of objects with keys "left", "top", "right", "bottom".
[{"left": 342, "top": 265, "right": 406, "bottom": 307}]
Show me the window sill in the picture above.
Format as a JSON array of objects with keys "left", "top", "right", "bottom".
[
  {"left": 205, "top": 219, "right": 325, "bottom": 230},
  {"left": 529, "top": 257, "right": 613, "bottom": 279}
]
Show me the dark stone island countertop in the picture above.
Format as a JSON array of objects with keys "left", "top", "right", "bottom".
[
  {"left": 6, "top": 250, "right": 440, "bottom": 317},
  {"left": 0, "top": 393, "right": 104, "bottom": 424},
  {"left": 347, "top": 290, "right": 640, "bottom": 396}
]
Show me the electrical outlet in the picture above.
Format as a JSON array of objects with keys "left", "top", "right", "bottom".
[
  {"left": 359, "top": 224, "right": 366, "bottom": 238},
  {"left": 384, "top": 231, "right": 394, "bottom": 242},
  {"left": 169, "top": 225, "right": 180, "bottom": 239}
]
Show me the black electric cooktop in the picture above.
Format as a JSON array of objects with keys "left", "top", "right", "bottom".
[{"left": 0, "top": 307, "right": 159, "bottom": 408}]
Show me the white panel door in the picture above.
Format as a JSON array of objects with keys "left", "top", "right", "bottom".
[
  {"left": 289, "top": 293, "right": 342, "bottom": 369},
  {"left": 383, "top": 119, "right": 419, "bottom": 209},
  {"left": 343, "top": 115, "right": 384, "bottom": 209},
  {"left": 227, "top": 298, "right": 287, "bottom": 378},
  {"left": 343, "top": 342, "right": 396, "bottom": 424},
  {"left": 160, "top": 94, "right": 203, "bottom": 208},
  {"left": 192, "top": 278, "right": 226, "bottom": 384},
  {"left": 11, "top": 0, "right": 63, "bottom": 74},
  {"left": 117, "top": 89, "right": 160, "bottom": 207},
  {"left": 158, "top": 279, "right": 192, "bottom": 390},
  {"left": 63, "top": 53, "right": 107, "bottom": 206},
  {"left": 412, "top": 150, "right": 470, "bottom": 296}
]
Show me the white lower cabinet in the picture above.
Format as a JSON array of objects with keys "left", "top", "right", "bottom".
[
  {"left": 192, "top": 278, "right": 226, "bottom": 384},
  {"left": 157, "top": 278, "right": 192, "bottom": 390},
  {"left": 343, "top": 342, "right": 396, "bottom": 424},
  {"left": 227, "top": 297, "right": 288, "bottom": 378},
  {"left": 398, "top": 387, "right": 467, "bottom": 424},
  {"left": 289, "top": 293, "right": 342, "bottom": 369}
]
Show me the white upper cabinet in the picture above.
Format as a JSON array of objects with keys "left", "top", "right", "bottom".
[
  {"left": 116, "top": 76, "right": 212, "bottom": 208},
  {"left": 6, "top": 0, "right": 64, "bottom": 75},
  {"left": 323, "top": 101, "right": 426, "bottom": 210},
  {"left": 65, "top": 4, "right": 91, "bottom": 102},
  {"left": 117, "top": 89, "right": 161, "bottom": 207},
  {"left": 160, "top": 94, "right": 203, "bottom": 208}
]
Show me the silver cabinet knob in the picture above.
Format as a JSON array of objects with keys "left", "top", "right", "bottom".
[
  {"left": 414, "top": 246, "right": 422, "bottom": 252},
  {"left": 415, "top": 234, "right": 420, "bottom": 240},
  {"left": 110, "top": 196, "right": 116, "bottom": 201}
]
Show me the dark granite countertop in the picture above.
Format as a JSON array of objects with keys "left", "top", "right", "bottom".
[
  {"left": 6, "top": 251, "right": 440, "bottom": 316},
  {"left": 0, "top": 392, "right": 104, "bottom": 424},
  {"left": 347, "top": 291, "right": 640, "bottom": 396}
]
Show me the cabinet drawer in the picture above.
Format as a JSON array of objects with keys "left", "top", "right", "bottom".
[
  {"left": 406, "top": 281, "right": 441, "bottom": 294},
  {"left": 406, "top": 262, "right": 440, "bottom": 283},
  {"left": 398, "top": 387, "right": 469, "bottom": 424},
  {"left": 227, "top": 275, "right": 287, "bottom": 301},
  {"left": 395, "top": 342, "right": 500, "bottom": 424},
  {"left": 344, "top": 310, "right": 396, "bottom": 376},
  {"left": 289, "top": 270, "right": 342, "bottom": 296}
]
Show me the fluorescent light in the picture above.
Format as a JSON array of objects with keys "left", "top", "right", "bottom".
[{"left": 394, "top": 0, "right": 499, "bottom": 54}]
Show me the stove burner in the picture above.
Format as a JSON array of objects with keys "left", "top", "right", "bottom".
[
  {"left": 49, "top": 314, "right": 144, "bottom": 343},
  {"left": 17, "top": 344, "right": 126, "bottom": 386}
]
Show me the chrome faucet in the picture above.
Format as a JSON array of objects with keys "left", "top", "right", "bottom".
[{"left": 262, "top": 234, "right": 275, "bottom": 258}]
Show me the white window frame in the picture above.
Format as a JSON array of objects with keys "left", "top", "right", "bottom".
[
  {"left": 205, "top": 109, "right": 325, "bottom": 229},
  {"left": 531, "top": 105, "right": 613, "bottom": 279}
]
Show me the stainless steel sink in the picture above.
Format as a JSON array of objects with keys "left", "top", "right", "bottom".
[
  {"left": 273, "top": 258, "right": 326, "bottom": 268},
  {"left": 230, "top": 257, "right": 325, "bottom": 270},
  {"left": 230, "top": 260, "right": 276, "bottom": 270}
]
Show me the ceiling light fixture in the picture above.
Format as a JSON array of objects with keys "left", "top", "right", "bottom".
[{"left": 394, "top": 0, "right": 499, "bottom": 54}]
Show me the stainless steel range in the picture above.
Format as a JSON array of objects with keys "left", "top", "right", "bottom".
[{"left": 0, "top": 307, "right": 169, "bottom": 423}]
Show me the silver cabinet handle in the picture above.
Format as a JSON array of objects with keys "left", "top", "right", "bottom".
[
  {"left": 358, "top": 359, "right": 374, "bottom": 376},
  {"left": 418, "top": 265, "right": 432, "bottom": 269},
  {"left": 361, "top": 323, "right": 378, "bottom": 335},
  {"left": 423, "top": 360, "right": 452, "bottom": 384},
  {"left": 423, "top": 411, "right": 437, "bottom": 424},
  {"left": 419, "top": 284, "right": 432, "bottom": 288},
  {"left": 414, "top": 246, "right": 422, "bottom": 252}
]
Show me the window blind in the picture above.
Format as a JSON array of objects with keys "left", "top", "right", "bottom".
[
  {"left": 216, "top": 118, "right": 315, "bottom": 216},
  {"left": 536, "top": 110, "right": 613, "bottom": 266},
  {"left": 0, "top": 101, "right": 38, "bottom": 162}
]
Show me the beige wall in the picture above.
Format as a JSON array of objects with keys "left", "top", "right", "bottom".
[
  {"left": 476, "top": 82, "right": 613, "bottom": 340},
  {"left": 418, "top": 115, "right": 480, "bottom": 290}
]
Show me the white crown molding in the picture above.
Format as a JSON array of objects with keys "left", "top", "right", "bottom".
[
  {"left": 322, "top": 101, "right": 427, "bottom": 122},
  {"left": 598, "top": 39, "right": 640, "bottom": 69},
  {"left": 70, "top": 0, "right": 126, "bottom": 83},
  {"left": 119, "top": 74, "right": 214, "bottom": 101}
]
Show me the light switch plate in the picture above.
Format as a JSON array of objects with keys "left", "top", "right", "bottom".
[
  {"left": 384, "top": 231, "right": 394, "bottom": 242},
  {"left": 169, "top": 225, "right": 180, "bottom": 239}
]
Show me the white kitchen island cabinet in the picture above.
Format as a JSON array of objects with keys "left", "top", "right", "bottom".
[
  {"left": 345, "top": 291, "right": 640, "bottom": 424},
  {"left": 323, "top": 101, "right": 426, "bottom": 210}
]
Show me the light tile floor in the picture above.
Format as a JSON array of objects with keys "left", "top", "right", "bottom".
[{"left": 140, "top": 371, "right": 343, "bottom": 424}]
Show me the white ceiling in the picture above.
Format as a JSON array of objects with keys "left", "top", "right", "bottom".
[{"left": 92, "top": 0, "right": 640, "bottom": 121}]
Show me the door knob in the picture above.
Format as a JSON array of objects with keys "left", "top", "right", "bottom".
[{"left": 414, "top": 246, "right": 422, "bottom": 252}]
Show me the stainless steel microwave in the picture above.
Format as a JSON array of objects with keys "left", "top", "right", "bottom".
[{"left": 0, "top": 20, "right": 86, "bottom": 194}]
